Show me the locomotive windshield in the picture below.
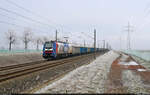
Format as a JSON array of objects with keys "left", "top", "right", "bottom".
[{"left": 45, "top": 42, "right": 53, "bottom": 49}]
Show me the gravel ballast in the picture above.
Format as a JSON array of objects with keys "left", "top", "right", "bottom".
[{"left": 35, "top": 50, "right": 120, "bottom": 93}]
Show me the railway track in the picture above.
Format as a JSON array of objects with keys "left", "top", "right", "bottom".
[
  {"left": 0, "top": 53, "right": 98, "bottom": 83},
  {"left": 0, "top": 56, "right": 76, "bottom": 71}
]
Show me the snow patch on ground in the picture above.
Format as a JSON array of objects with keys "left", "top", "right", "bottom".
[
  {"left": 35, "top": 50, "right": 120, "bottom": 93},
  {"left": 122, "top": 70, "right": 149, "bottom": 93},
  {"left": 131, "top": 55, "right": 150, "bottom": 70},
  {"left": 137, "top": 69, "right": 146, "bottom": 72},
  {"left": 119, "top": 61, "right": 139, "bottom": 65}
]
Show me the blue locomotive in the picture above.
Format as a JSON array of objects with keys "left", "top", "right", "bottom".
[{"left": 42, "top": 41, "right": 100, "bottom": 59}]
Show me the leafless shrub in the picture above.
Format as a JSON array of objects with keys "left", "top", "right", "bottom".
[
  {"left": 5, "top": 29, "right": 17, "bottom": 51},
  {"left": 41, "top": 36, "right": 49, "bottom": 44},
  {"left": 34, "top": 37, "right": 42, "bottom": 50},
  {"left": 22, "top": 28, "right": 33, "bottom": 50}
]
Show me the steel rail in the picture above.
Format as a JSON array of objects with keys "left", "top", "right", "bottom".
[
  {"left": 0, "top": 53, "right": 92, "bottom": 71},
  {"left": 0, "top": 53, "right": 95, "bottom": 82}
]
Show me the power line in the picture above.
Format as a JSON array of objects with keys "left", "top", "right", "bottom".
[
  {"left": 3, "top": 0, "right": 96, "bottom": 45},
  {"left": 5, "top": 0, "right": 81, "bottom": 38},
  {"left": 5, "top": 0, "right": 80, "bottom": 38},
  {"left": 0, "top": 0, "right": 97, "bottom": 47},
  {"left": 0, "top": 13, "right": 17, "bottom": 20},
  {"left": 103, "top": 40, "right": 105, "bottom": 49},
  {"left": 81, "top": 32, "right": 94, "bottom": 39},
  {"left": 0, "top": 13, "right": 53, "bottom": 32},
  {"left": 144, "top": 1, "right": 150, "bottom": 17},
  {"left": 94, "top": 29, "right": 96, "bottom": 59},
  {"left": 5, "top": 0, "right": 62, "bottom": 29},
  {"left": 0, "top": 21, "right": 23, "bottom": 28},
  {"left": 133, "top": 2, "right": 150, "bottom": 33},
  {"left": 5, "top": 0, "right": 34, "bottom": 13},
  {"left": 0, "top": 7, "right": 56, "bottom": 29},
  {"left": 0, "top": 20, "right": 50, "bottom": 34}
]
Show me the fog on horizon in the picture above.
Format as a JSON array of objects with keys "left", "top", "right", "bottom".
[{"left": 0, "top": 0, "right": 150, "bottom": 50}]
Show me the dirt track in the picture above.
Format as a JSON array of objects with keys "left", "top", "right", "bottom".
[{"left": 106, "top": 52, "right": 150, "bottom": 93}]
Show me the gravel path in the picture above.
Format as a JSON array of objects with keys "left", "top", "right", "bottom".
[{"left": 35, "top": 51, "right": 120, "bottom": 93}]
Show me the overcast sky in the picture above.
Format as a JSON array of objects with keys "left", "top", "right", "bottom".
[{"left": 0, "top": 0, "right": 150, "bottom": 50}]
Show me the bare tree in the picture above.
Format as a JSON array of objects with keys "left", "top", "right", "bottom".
[
  {"left": 35, "top": 37, "right": 42, "bottom": 50},
  {"left": 41, "top": 36, "right": 49, "bottom": 44},
  {"left": 5, "top": 29, "right": 17, "bottom": 51},
  {"left": 22, "top": 28, "right": 32, "bottom": 50}
]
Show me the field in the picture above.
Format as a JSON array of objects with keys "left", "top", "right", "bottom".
[
  {"left": 123, "top": 50, "right": 150, "bottom": 62},
  {"left": 123, "top": 50, "right": 150, "bottom": 70},
  {"left": 0, "top": 49, "right": 42, "bottom": 56}
]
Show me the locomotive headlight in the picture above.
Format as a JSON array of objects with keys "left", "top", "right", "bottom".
[
  {"left": 45, "top": 48, "right": 53, "bottom": 51},
  {"left": 49, "top": 49, "right": 53, "bottom": 50}
]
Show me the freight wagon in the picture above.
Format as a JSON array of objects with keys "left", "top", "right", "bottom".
[{"left": 42, "top": 41, "right": 100, "bottom": 59}]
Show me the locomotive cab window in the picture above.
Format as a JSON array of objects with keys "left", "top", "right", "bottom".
[{"left": 45, "top": 42, "right": 53, "bottom": 49}]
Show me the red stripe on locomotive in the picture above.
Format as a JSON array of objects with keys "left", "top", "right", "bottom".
[
  {"left": 56, "top": 42, "right": 58, "bottom": 53},
  {"left": 45, "top": 51, "right": 53, "bottom": 53}
]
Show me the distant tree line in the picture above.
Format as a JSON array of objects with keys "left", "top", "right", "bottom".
[{"left": 5, "top": 28, "right": 49, "bottom": 51}]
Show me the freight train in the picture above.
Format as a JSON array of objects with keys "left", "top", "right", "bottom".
[{"left": 42, "top": 41, "right": 102, "bottom": 59}]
